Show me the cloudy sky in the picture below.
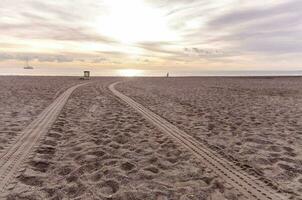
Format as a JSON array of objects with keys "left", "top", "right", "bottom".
[{"left": 0, "top": 0, "right": 301, "bottom": 75}]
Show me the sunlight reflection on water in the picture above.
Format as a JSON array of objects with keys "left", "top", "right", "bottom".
[{"left": 0, "top": 66, "right": 302, "bottom": 77}]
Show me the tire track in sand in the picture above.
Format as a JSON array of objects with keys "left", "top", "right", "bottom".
[
  {"left": 109, "top": 82, "right": 288, "bottom": 200},
  {"left": 0, "top": 82, "right": 89, "bottom": 194}
]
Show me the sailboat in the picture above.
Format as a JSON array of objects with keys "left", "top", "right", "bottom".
[{"left": 24, "top": 59, "right": 34, "bottom": 69}]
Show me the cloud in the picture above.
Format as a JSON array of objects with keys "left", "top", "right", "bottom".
[
  {"left": 184, "top": 48, "right": 225, "bottom": 57},
  {"left": 28, "top": 1, "right": 82, "bottom": 21},
  {"left": 0, "top": 52, "right": 114, "bottom": 64},
  {"left": 203, "top": 0, "right": 302, "bottom": 56},
  {"left": 0, "top": 0, "right": 116, "bottom": 44},
  {"left": 0, "top": 43, "right": 26, "bottom": 49},
  {"left": 209, "top": 0, "right": 302, "bottom": 28},
  {"left": 136, "top": 58, "right": 150, "bottom": 63},
  {"left": 0, "top": 0, "right": 302, "bottom": 71},
  {"left": 146, "top": 0, "right": 200, "bottom": 10},
  {"left": 0, "top": 21, "right": 116, "bottom": 44},
  {"left": 91, "top": 57, "right": 107, "bottom": 63},
  {"left": 0, "top": 52, "right": 75, "bottom": 62},
  {"left": 136, "top": 41, "right": 179, "bottom": 56},
  {"left": 0, "top": 53, "right": 14, "bottom": 61}
]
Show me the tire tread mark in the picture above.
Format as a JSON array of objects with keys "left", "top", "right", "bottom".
[
  {"left": 0, "top": 82, "right": 89, "bottom": 195},
  {"left": 109, "top": 82, "right": 287, "bottom": 200}
]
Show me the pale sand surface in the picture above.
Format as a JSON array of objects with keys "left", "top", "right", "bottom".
[
  {"left": 117, "top": 77, "right": 302, "bottom": 198},
  {"left": 0, "top": 76, "right": 81, "bottom": 152},
  {"left": 2, "top": 77, "right": 301, "bottom": 199},
  {"left": 6, "top": 80, "right": 241, "bottom": 200}
]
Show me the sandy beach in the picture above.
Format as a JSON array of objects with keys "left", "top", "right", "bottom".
[
  {"left": 2, "top": 0, "right": 301, "bottom": 199},
  {"left": 0, "top": 76, "right": 301, "bottom": 199},
  {"left": 0, "top": 76, "right": 81, "bottom": 153},
  {"left": 5, "top": 79, "right": 242, "bottom": 200},
  {"left": 117, "top": 77, "right": 302, "bottom": 198}
]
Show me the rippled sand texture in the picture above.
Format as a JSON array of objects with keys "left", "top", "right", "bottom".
[
  {"left": 117, "top": 77, "right": 302, "bottom": 197},
  {"left": 8, "top": 81, "right": 241, "bottom": 200},
  {"left": 0, "top": 76, "right": 81, "bottom": 152}
]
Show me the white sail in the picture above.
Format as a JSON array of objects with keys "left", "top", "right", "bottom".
[{"left": 24, "top": 58, "right": 34, "bottom": 69}]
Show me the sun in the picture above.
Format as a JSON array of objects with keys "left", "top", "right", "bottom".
[
  {"left": 97, "top": 0, "right": 178, "bottom": 44},
  {"left": 118, "top": 69, "right": 142, "bottom": 77}
]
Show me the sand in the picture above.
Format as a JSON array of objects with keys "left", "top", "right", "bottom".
[
  {"left": 6, "top": 79, "right": 241, "bottom": 200},
  {"left": 117, "top": 77, "right": 302, "bottom": 198},
  {"left": 2, "top": 76, "right": 301, "bottom": 199},
  {"left": 0, "top": 76, "right": 82, "bottom": 152}
]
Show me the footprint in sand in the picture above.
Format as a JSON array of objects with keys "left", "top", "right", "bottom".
[
  {"left": 144, "top": 166, "right": 159, "bottom": 174},
  {"left": 97, "top": 180, "right": 120, "bottom": 198},
  {"left": 19, "top": 174, "right": 44, "bottom": 187},
  {"left": 29, "top": 159, "right": 50, "bottom": 173},
  {"left": 56, "top": 165, "right": 73, "bottom": 176},
  {"left": 120, "top": 161, "right": 136, "bottom": 171}
]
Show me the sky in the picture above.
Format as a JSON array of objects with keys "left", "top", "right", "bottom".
[{"left": 0, "top": 0, "right": 301, "bottom": 76}]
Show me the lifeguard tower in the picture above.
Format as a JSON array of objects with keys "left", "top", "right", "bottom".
[{"left": 84, "top": 71, "right": 90, "bottom": 80}]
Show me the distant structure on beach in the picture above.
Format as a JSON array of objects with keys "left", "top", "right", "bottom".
[
  {"left": 166, "top": 72, "right": 169, "bottom": 78},
  {"left": 24, "top": 59, "right": 34, "bottom": 70},
  {"left": 80, "top": 71, "right": 90, "bottom": 80}
]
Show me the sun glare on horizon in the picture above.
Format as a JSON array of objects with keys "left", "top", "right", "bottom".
[{"left": 118, "top": 69, "right": 143, "bottom": 77}]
